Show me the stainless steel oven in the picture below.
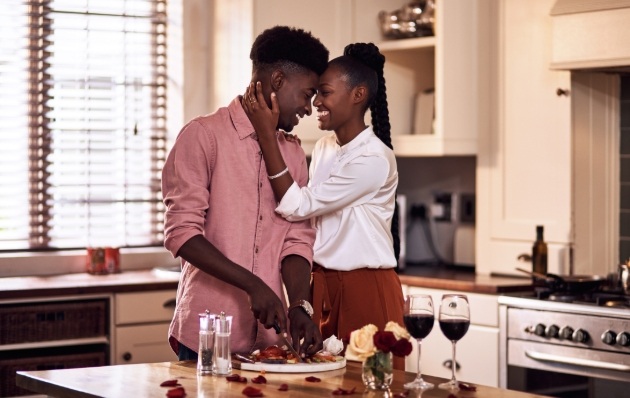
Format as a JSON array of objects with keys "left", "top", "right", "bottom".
[{"left": 499, "top": 292, "right": 630, "bottom": 398}]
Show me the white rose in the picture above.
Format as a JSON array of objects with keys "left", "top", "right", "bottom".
[
  {"left": 323, "top": 334, "right": 344, "bottom": 355},
  {"left": 345, "top": 324, "right": 377, "bottom": 362},
  {"left": 385, "top": 321, "right": 410, "bottom": 340}
]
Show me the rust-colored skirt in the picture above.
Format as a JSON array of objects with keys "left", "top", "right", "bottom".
[{"left": 311, "top": 263, "right": 405, "bottom": 370}]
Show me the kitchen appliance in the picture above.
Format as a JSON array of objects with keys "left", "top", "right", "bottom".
[{"left": 499, "top": 281, "right": 630, "bottom": 397}]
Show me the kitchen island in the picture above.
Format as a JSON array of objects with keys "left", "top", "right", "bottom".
[{"left": 16, "top": 360, "right": 550, "bottom": 398}]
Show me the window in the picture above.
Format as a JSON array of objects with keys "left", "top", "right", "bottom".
[{"left": 0, "top": 0, "right": 167, "bottom": 251}]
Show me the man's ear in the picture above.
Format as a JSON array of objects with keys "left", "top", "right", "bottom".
[{"left": 270, "top": 69, "right": 285, "bottom": 92}]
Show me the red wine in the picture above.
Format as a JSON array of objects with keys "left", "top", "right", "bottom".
[
  {"left": 439, "top": 319, "right": 470, "bottom": 341},
  {"left": 403, "top": 314, "right": 434, "bottom": 339}
]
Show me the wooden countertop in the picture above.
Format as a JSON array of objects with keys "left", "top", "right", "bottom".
[
  {"left": 397, "top": 265, "right": 533, "bottom": 294},
  {"left": 0, "top": 269, "right": 180, "bottom": 300},
  {"left": 16, "top": 360, "right": 551, "bottom": 398}
]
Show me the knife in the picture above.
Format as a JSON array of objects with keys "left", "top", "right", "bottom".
[{"left": 273, "top": 322, "right": 303, "bottom": 363}]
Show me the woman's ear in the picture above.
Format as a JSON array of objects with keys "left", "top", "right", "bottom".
[{"left": 352, "top": 86, "right": 367, "bottom": 105}]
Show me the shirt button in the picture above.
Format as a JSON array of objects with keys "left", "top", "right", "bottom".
[
  {"left": 255, "top": 247, "right": 259, "bottom": 253},
  {"left": 259, "top": 215, "right": 263, "bottom": 220},
  {"left": 259, "top": 182, "right": 262, "bottom": 187}
]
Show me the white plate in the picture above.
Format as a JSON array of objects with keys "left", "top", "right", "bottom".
[{"left": 238, "top": 357, "right": 346, "bottom": 373}]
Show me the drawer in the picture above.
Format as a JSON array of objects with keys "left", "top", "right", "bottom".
[
  {"left": 114, "top": 323, "right": 175, "bottom": 364},
  {"left": 115, "top": 290, "right": 177, "bottom": 325}
]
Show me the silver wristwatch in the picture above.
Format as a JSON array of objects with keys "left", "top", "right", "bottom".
[{"left": 288, "top": 299, "right": 314, "bottom": 318}]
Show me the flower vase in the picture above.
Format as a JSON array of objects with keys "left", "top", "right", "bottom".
[{"left": 362, "top": 351, "right": 394, "bottom": 390}]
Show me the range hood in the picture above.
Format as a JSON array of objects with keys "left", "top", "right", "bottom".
[{"left": 550, "top": 0, "right": 630, "bottom": 71}]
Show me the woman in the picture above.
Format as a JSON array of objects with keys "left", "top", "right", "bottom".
[{"left": 244, "top": 43, "right": 404, "bottom": 367}]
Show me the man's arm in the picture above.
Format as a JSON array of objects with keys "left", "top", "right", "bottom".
[
  {"left": 176, "top": 235, "right": 287, "bottom": 332},
  {"left": 281, "top": 254, "right": 322, "bottom": 357}
]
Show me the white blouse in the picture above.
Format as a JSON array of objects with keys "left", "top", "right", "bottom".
[{"left": 275, "top": 126, "right": 398, "bottom": 271}]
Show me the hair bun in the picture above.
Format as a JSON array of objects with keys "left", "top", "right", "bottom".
[{"left": 344, "top": 43, "right": 385, "bottom": 73}]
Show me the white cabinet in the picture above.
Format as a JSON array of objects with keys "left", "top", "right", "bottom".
[
  {"left": 249, "top": 0, "right": 490, "bottom": 157},
  {"left": 380, "top": 0, "right": 491, "bottom": 156},
  {"left": 112, "top": 290, "right": 177, "bottom": 364},
  {"left": 404, "top": 286, "right": 499, "bottom": 387},
  {"left": 476, "top": 0, "right": 572, "bottom": 276}
]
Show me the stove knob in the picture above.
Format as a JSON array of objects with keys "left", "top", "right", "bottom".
[
  {"left": 573, "top": 329, "right": 589, "bottom": 343},
  {"left": 534, "top": 323, "right": 546, "bottom": 337},
  {"left": 616, "top": 332, "right": 630, "bottom": 347},
  {"left": 560, "top": 326, "right": 574, "bottom": 340},
  {"left": 546, "top": 324, "right": 560, "bottom": 339},
  {"left": 602, "top": 330, "right": 617, "bottom": 345}
]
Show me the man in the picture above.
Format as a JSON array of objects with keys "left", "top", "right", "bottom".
[{"left": 161, "top": 26, "right": 329, "bottom": 359}]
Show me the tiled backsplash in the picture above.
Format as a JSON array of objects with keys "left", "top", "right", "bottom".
[{"left": 621, "top": 75, "right": 630, "bottom": 262}]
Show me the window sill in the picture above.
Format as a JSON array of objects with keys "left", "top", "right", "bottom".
[{"left": 0, "top": 247, "right": 178, "bottom": 278}]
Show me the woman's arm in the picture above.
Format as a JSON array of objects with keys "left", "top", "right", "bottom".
[{"left": 243, "top": 82, "right": 293, "bottom": 202}]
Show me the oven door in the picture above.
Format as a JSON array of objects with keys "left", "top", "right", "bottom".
[{"left": 506, "top": 340, "right": 630, "bottom": 397}]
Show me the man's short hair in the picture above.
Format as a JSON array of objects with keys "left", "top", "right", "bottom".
[{"left": 250, "top": 26, "right": 329, "bottom": 76}]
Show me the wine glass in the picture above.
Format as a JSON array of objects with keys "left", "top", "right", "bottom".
[
  {"left": 403, "top": 294, "right": 435, "bottom": 390},
  {"left": 438, "top": 294, "right": 470, "bottom": 391}
]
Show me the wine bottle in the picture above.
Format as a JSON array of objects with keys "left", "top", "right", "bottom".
[{"left": 532, "top": 225, "right": 548, "bottom": 280}]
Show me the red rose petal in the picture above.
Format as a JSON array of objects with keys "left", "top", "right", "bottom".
[
  {"left": 252, "top": 375, "right": 267, "bottom": 384},
  {"left": 393, "top": 390, "right": 410, "bottom": 398},
  {"left": 278, "top": 383, "right": 289, "bottom": 391},
  {"left": 305, "top": 376, "right": 321, "bottom": 382},
  {"left": 242, "top": 386, "right": 264, "bottom": 397},
  {"left": 447, "top": 394, "right": 457, "bottom": 398},
  {"left": 166, "top": 386, "right": 186, "bottom": 398},
  {"left": 226, "top": 374, "right": 247, "bottom": 383},
  {"left": 160, "top": 379, "right": 180, "bottom": 387},
  {"left": 332, "top": 386, "right": 356, "bottom": 395}
]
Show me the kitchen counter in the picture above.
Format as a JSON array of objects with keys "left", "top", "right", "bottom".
[
  {"left": 0, "top": 265, "right": 531, "bottom": 301},
  {"left": 397, "top": 264, "right": 533, "bottom": 294},
  {"left": 16, "top": 360, "right": 551, "bottom": 398},
  {"left": 0, "top": 268, "right": 180, "bottom": 300}
]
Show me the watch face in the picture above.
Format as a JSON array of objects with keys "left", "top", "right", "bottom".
[{"left": 302, "top": 301, "right": 314, "bottom": 316}]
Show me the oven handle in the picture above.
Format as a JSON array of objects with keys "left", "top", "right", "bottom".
[{"left": 525, "top": 350, "right": 630, "bottom": 372}]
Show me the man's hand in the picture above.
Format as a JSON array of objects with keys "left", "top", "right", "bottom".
[
  {"left": 288, "top": 308, "right": 323, "bottom": 357},
  {"left": 247, "top": 281, "right": 287, "bottom": 333}
]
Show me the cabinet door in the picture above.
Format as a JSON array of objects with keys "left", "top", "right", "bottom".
[
  {"left": 115, "top": 290, "right": 177, "bottom": 325},
  {"left": 405, "top": 324, "right": 499, "bottom": 387},
  {"left": 114, "top": 323, "right": 175, "bottom": 364},
  {"left": 477, "top": 0, "right": 572, "bottom": 275}
]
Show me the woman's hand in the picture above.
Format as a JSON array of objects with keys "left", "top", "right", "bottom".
[{"left": 242, "top": 81, "right": 279, "bottom": 141}]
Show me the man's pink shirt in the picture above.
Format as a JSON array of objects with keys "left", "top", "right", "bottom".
[{"left": 161, "top": 97, "right": 315, "bottom": 354}]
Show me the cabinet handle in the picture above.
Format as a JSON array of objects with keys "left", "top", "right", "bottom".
[
  {"left": 442, "top": 359, "right": 460, "bottom": 371},
  {"left": 123, "top": 352, "right": 132, "bottom": 362},
  {"left": 163, "top": 298, "right": 177, "bottom": 308},
  {"left": 556, "top": 88, "right": 570, "bottom": 96},
  {"left": 517, "top": 253, "right": 532, "bottom": 262}
]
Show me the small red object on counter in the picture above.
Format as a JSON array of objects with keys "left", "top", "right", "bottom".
[
  {"left": 278, "top": 383, "right": 289, "bottom": 391},
  {"left": 242, "top": 386, "right": 264, "bottom": 397},
  {"left": 332, "top": 386, "right": 356, "bottom": 395},
  {"left": 166, "top": 386, "right": 186, "bottom": 397},
  {"left": 86, "top": 247, "right": 120, "bottom": 274},
  {"left": 159, "top": 379, "right": 180, "bottom": 387},
  {"left": 304, "top": 376, "right": 321, "bottom": 382},
  {"left": 251, "top": 375, "right": 267, "bottom": 384}
]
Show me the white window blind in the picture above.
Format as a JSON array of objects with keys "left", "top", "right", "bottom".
[{"left": 0, "top": 0, "right": 167, "bottom": 251}]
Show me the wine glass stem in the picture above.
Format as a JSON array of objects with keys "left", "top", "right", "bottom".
[
  {"left": 450, "top": 341, "right": 457, "bottom": 384},
  {"left": 416, "top": 339, "right": 423, "bottom": 382}
]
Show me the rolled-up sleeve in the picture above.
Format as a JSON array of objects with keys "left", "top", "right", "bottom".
[
  {"left": 279, "top": 152, "right": 316, "bottom": 266},
  {"left": 162, "top": 121, "right": 216, "bottom": 257}
]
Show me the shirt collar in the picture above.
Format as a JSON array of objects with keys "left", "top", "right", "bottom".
[
  {"left": 338, "top": 126, "right": 374, "bottom": 155},
  {"left": 228, "top": 96, "right": 257, "bottom": 140}
]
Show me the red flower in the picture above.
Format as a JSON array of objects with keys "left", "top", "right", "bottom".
[
  {"left": 391, "top": 338, "right": 413, "bottom": 357},
  {"left": 373, "top": 331, "right": 397, "bottom": 352}
]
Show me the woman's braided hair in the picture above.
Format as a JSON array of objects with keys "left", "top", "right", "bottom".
[{"left": 332, "top": 43, "right": 401, "bottom": 262}]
